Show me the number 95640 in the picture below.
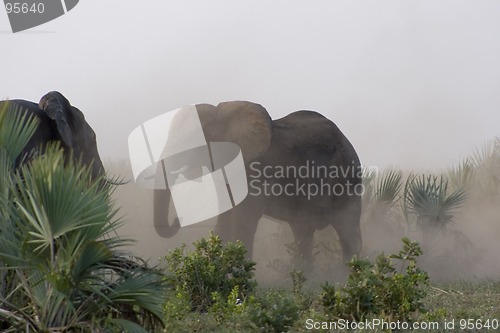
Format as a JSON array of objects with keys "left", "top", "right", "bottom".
[{"left": 5, "top": 2, "right": 45, "bottom": 14}]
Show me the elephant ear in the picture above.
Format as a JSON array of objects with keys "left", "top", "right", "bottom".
[
  {"left": 39, "top": 91, "right": 73, "bottom": 148},
  {"left": 215, "top": 101, "right": 272, "bottom": 162}
]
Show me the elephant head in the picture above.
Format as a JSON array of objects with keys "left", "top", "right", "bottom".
[
  {"left": 3, "top": 91, "right": 105, "bottom": 182},
  {"left": 153, "top": 101, "right": 272, "bottom": 237},
  {"left": 38, "top": 91, "right": 105, "bottom": 181}
]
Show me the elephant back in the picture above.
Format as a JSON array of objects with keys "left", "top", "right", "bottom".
[{"left": 270, "top": 110, "right": 360, "bottom": 172}]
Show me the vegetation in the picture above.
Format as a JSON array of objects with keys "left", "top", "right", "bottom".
[
  {"left": 161, "top": 234, "right": 432, "bottom": 332},
  {"left": 359, "top": 138, "right": 500, "bottom": 279},
  {"left": 322, "top": 238, "right": 429, "bottom": 322},
  {"left": 0, "top": 103, "right": 165, "bottom": 332},
  {"left": 159, "top": 233, "right": 499, "bottom": 333},
  {"left": 163, "top": 232, "right": 257, "bottom": 312}
]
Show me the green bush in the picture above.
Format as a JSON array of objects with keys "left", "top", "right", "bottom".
[
  {"left": 162, "top": 234, "right": 303, "bottom": 332},
  {"left": 162, "top": 235, "right": 430, "bottom": 332},
  {"left": 163, "top": 232, "right": 257, "bottom": 312},
  {"left": 321, "top": 237, "right": 429, "bottom": 321},
  {"left": 248, "top": 290, "right": 299, "bottom": 333}
]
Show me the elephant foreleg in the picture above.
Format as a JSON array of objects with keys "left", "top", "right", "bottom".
[
  {"left": 289, "top": 221, "right": 315, "bottom": 271},
  {"left": 213, "top": 210, "right": 235, "bottom": 244},
  {"left": 213, "top": 198, "right": 263, "bottom": 259}
]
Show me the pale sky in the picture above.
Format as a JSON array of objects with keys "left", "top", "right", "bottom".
[{"left": 1, "top": 1, "right": 499, "bottom": 171}]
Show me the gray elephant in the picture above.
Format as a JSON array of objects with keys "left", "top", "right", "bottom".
[
  {"left": 153, "top": 101, "right": 362, "bottom": 265},
  {"left": 0, "top": 91, "right": 105, "bottom": 181}
]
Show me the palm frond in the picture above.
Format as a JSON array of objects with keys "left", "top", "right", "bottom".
[
  {"left": 0, "top": 101, "right": 39, "bottom": 165},
  {"left": 471, "top": 137, "right": 500, "bottom": 169},
  {"left": 374, "top": 169, "right": 403, "bottom": 205},
  {"left": 403, "top": 175, "right": 467, "bottom": 229},
  {"left": 447, "top": 158, "right": 475, "bottom": 191},
  {"left": 470, "top": 137, "right": 500, "bottom": 199},
  {"left": 362, "top": 166, "right": 377, "bottom": 188},
  {"left": 0, "top": 138, "right": 165, "bottom": 331}
]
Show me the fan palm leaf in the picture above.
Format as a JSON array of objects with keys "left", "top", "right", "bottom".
[
  {"left": 0, "top": 101, "right": 39, "bottom": 166},
  {"left": 447, "top": 158, "right": 475, "bottom": 191},
  {"left": 403, "top": 174, "right": 467, "bottom": 229},
  {"left": 0, "top": 107, "right": 165, "bottom": 332},
  {"left": 374, "top": 169, "right": 403, "bottom": 206},
  {"left": 470, "top": 137, "right": 500, "bottom": 199}
]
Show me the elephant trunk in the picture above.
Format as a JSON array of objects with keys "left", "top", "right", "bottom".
[{"left": 153, "top": 188, "right": 181, "bottom": 238}]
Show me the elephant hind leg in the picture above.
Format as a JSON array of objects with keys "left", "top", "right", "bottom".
[{"left": 332, "top": 210, "right": 362, "bottom": 261}]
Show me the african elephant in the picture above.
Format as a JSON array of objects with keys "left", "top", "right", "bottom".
[
  {"left": 0, "top": 91, "right": 105, "bottom": 181},
  {"left": 153, "top": 101, "right": 362, "bottom": 265}
]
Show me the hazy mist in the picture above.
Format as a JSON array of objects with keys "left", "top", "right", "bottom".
[
  {"left": 2, "top": 1, "right": 500, "bottom": 281},
  {"left": 2, "top": 1, "right": 499, "bottom": 170}
]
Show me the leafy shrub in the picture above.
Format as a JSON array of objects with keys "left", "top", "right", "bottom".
[
  {"left": 163, "top": 232, "right": 257, "bottom": 312},
  {"left": 289, "top": 269, "right": 314, "bottom": 311},
  {"left": 163, "top": 286, "right": 257, "bottom": 332},
  {"left": 248, "top": 290, "right": 299, "bottom": 333},
  {"left": 321, "top": 237, "right": 429, "bottom": 321},
  {"left": 162, "top": 235, "right": 430, "bottom": 332},
  {"left": 162, "top": 235, "right": 303, "bottom": 332}
]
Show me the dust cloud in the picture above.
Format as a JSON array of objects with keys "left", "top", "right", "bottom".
[
  {"left": 108, "top": 153, "right": 500, "bottom": 285},
  {"left": 362, "top": 200, "right": 500, "bottom": 282},
  {"left": 109, "top": 160, "right": 302, "bottom": 284}
]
